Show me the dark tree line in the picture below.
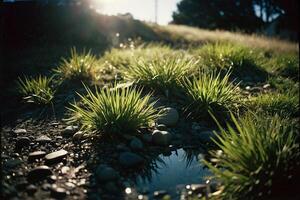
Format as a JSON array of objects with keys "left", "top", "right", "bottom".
[{"left": 172, "top": 0, "right": 298, "bottom": 36}]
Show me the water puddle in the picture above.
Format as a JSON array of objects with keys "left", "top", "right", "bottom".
[{"left": 135, "top": 148, "right": 211, "bottom": 199}]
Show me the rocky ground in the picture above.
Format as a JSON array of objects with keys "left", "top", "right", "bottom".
[{"left": 1, "top": 83, "right": 272, "bottom": 200}]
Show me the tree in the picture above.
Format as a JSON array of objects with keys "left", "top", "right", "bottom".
[{"left": 172, "top": 0, "right": 263, "bottom": 32}]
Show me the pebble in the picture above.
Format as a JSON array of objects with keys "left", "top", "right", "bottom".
[
  {"left": 72, "top": 131, "right": 84, "bottom": 141},
  {"left": 61, "top": 166, "right": 70, "bottom": 174},
  {"left": 45, "top": 149, "right": 68, "bottom": 164},
  {"left": 196, "top": 131, "right": 217, "bottom": 143},
  {"left": 28, "top": 151, "right": 46, "bottom": 161},
  {"left": 28, "top": 166, "right": 53, "bottom": 182},
  {"left": 152, "top": 130, "right": 172, "bottom": 146},
  {"left": 96, "top": 165, "right": 119, "bottom": 182},
  {"left": 119, "top": 152, "right": 144, "bottom": 168},
  {"left": 141, "top": 134, "right": 152, "bottom": 143},
  {"left": 153, "top": 190, "right": 168, "bottom": 198},
  {"left": 4, "top": 159, "right": 22, "bottom": 169},
  {"left": 36, "top": 135, "right": 52, "bottom": 143},
  {"left": 156, "top": 124, "right": 168, "bottom": 131},
  {"left": 15, "top": 137, "right": 31, "bottom": 149},
  {"left": 157, "top": 107, "right": 179, "bottom": 126},
  {"left": 129, "top": 137, "right": 144, "bottom": 151},
  {"left": 47, "top": 175, "right": 57, "bottom": 184},
  {"left": 26, "top": 184, "right": 37, "bottom": 195},
  {"left": 62, "top": 125, "right": 79, "bottom": 137},
  {"left": 13, "top": 128, "right": 27, "bottom": 135},
  {"left": 190, "top": 184, "right": 206, "bottom": 194},
  {"left": 51, "top": 187, "right": 67, "bottom": 199},
  {"left": 263, "top": 83, "right": 271, "bottom": 89}
]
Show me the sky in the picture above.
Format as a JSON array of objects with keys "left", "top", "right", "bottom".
[{"left": 90, "top": 0, "right": 182, "bottom": 25}]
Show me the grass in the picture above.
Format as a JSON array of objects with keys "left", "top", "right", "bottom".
[
  {"left": 249, "top": 92, "right": 299, "bottom": 118},
  {"left": 54, "top": 47, "right": 98, "bottom": 81},
  {"left": 67, "top": 84, "right": 161, "bottom": 138},
  {"left": 181, "top": 71, "right": 242, "bottom": 122},
  {"left": 264, "top": 53, "right": 299, "bottom": 80},
  {"left": 204, "top": 113, "right": 300, "bottom": 199},
  {"left": 194, "top": 42, "right": 268, "bottom": 82},
  {"left": 121, "top": 56, "right": 198, "bottom": 95},
  {"left": 17, "top": 75, "right": 55, "bottom": 105},
  {"left": 151, "top": 24, "right": 298, "bottom": 53}
]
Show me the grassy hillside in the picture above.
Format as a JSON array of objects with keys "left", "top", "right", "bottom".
[{"left": 1, "top": 11, "right": 299, "bottom": 200}]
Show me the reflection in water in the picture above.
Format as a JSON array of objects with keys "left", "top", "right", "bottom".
[{"left": 136, "top": 148, "right": 211, "bottom": 198}]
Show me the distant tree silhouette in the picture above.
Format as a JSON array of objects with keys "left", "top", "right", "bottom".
[{"left": 172, "top": 0, "right": 298, "bottom": 34}]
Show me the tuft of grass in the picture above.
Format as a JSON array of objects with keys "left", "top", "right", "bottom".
[
  {"left": 195, "top": 42, "right": 267, "bottom": 81},
  {"left": 121, "top": 56, "right": 198, "bottom": 94},
  {"left": 67, "top": 84, "right": 160, "bottom": 137},
  {"left": 54, "top": 48, "right": 98, "bottom": 81},
  {"left": 204, "top": 114, "right": 300, "bottom": 199},
  {"left": 181, "top": 71, "right": 242, "bottom": 122},
  {"left": 249, "top": 92, "right": 299, "bottom": 118},
  {"left": 17, "top": 75, "right": 55, "bottom": 105},
  {"left": 264, "top": 53, "right": 299, "bottom": 80}
]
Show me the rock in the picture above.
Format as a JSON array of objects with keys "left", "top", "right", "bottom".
[
  {"left": 13, "top": 128, "right": 27, "bottom": 134},
  {"left": 104, "top": 182, "right": 119, "bottom": 193},
  {"left": 45, "top": 149, "right": 68, "bottom": 164},
  {"left": 190, "top": 184, "right": 206, "bottom": 194},
  {"left": 156, "top": 124, "right": 168, "bottom": 131},
  {"left": 119, "top": 152, "right": 144, "bottom": 168},
  {"left": 51, "top": 187, "right": 67, "bottom": 199},
  {"left": 28, "top": 166, "right": 53, "bottom": 182},
  {"left": 61, "top": 166, "right": 70, "bottom": 174},
  {"left": 4, "top": 159, "right": 22, "bottom": 168},
  {"left": 36, "top": 135, "right": 52, "bottom": 143},
  {"left": 42, "top": 183, "right": 52, "bottom": 191},
  {"left": 153, "top": 190, "right": 168, "bottom": 198},
  {"left": 96, "top": 165, "right": 119, "bottom": 182},
  {"left": 245, "top": 86, "right": 251, "bottom": 90},
  {"left": 16, "top": 181, "right": 28, "bottom": 191},
  {"left": 129, "top": 137, "right": 143, "bottom": 150},
  {"left": 263, "top": 83, "right": 271, "bottom": 89},
  {"left": 157, "top": 107, "right": 179, "bottom": 126},
  {"left": 152, "top": 130, "right": 172, "bottom": 146},
  {"left": 141, "top": 134, "right": 152, "bottom": 143},
  {"left": 26, "top": 184, "right": 37, "bottom": 195},
  {"left": 72, "top": 131, "right": 84, "bottom": 141},
  {"left": 15, "top": 137, "right": 31, "bottom": 149},
  {"left": 197, "top": 131, "right": 217, "bottom": 143},
  {"left": 62, "top": 125, "right": 79, "bottom": 137},
  {"left": 28, "top": 151, "right": 46, "bottom": 161},
  {"left": 249, "top": 87, "right": 262, "bottom": 93},
  {"left": 47, "top": 175, "right": 57, "bottom": 184}
]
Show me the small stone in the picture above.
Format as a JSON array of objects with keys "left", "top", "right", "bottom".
[
  {"left": 190, "top": 184, "right": 206, "bottom": 194},
  {"left": 141, "top": 134, "right": 152, "bottom": 143},
  {"left": 45, "top": 149, "right": 68, "bottom": 164},
  {"left": 28, "top": 151, "right": 46, "bottom": 161},
  {"left": 153, "top": 190, "right": 168, "bottom": 198},
  {"left": 129, "top": 137, "right": 143, "bottom": 150},
  {"left": 263, "top": 83, "right": 271, "bottom": 89},
  {"left": 197, "top": 131, "right": 217, "bottom": 143},
  {"left": 4, "top": 159, "right": 22, "bottom": 168},
  {"left": 156, "top": 124, "right": 168, "bottom": 131},
  {"left": 26, "top": 184, "right": 37, "bottom": 195},
  {"left": 245, "top": 86, "right": 251, "bottom": 90},
  {"left": 51, "top": 187, "right": 67, "bottom": 199},
  {"left": 72, "top": 131, "right": 84, "bottom": 141},
  {"left": 119, "top": 152, "right": 144, "bottom": 168},
  {"left": 15, "top": 137, "right": 31, "bottom": 149},
  {"left": 62, "top": 125, "right": 79, "bottom": 137},
  {"left": 96, "top": 165, "right": 119, "bottom": 182},
  {"left": 61, "top": 166, "right": 70, "bottom": 174},
  {"left": 36, "top": 135, "right": 52, "bottom": 143},
  {"left": 47, "top": 175, "right": 57, "bottom": 184},
  {"left": 104, "top": 182, "right": 119, "bottom": 193},
  {"left": 42, "top": 183, "right": 52, "bottom": 191},
  {"left": 152, "top": 130, "right": 172, "bottom": 146},
  {"left": 13, "top": 129, "right": 27, "bottom": 134},
  {"left": 157, "top": 107, "right": 179, "bottom": 126},
  {"left": 28, "top": 166, "right": 53, "bottom": 182}
]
